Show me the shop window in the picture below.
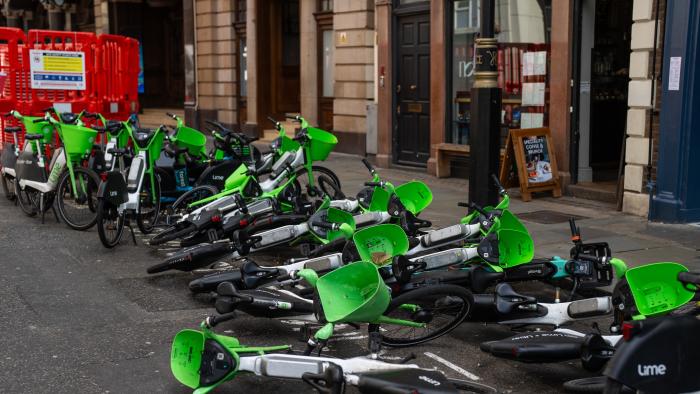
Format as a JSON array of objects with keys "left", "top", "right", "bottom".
[{"left": 448, "top": 0, "right": 552, "bottom": 145}]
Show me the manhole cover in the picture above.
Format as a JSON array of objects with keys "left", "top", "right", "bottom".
[
  {"left": 516, "top": 210, "right": 587, "bottom": 224},
  {"left": 110, "top": 274, "right": 210, "bottom": 312}
]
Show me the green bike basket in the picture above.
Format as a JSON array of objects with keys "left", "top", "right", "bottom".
[
  {"left": 324, "top": 207, "right": 356, "bottom": 241},
  {"left": 307, "top": 127, "right": 337, "bottom": 161},
  {"left": 497, "top": 229, "right": 535, "bottom": 268},
  {"left": 171, "top": 329, "right": 205, "bottom": 389},
  {"left": 496, "top": 210, "right": 529, "bottom": 234},
  {"left": 316, "top": 261, "right": 391, "bottom": 323},
  {"left": 368, "top": 186, "right": 391, "bottom": 212},
  {"left": 21, "top": 117, "right": 54, "bottom": 144},
  {"left": 174, "top": 125, "right": 207, "bottom": 157},
  {"left": 352, "top": 224, "right": 409, "bottom": 266},
  {"left": 394, "top": 181, "right": 433, "bottom": 215},
  {"left": 625, "top": 262, "right": 695, "bottom": 317},
  {"left": 60, "top": 123, "right": 97, "bottom": 160}
]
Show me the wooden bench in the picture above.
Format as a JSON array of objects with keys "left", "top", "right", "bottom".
[
  {"left": 434, "top": 143, "right": 470, "bottom": 178},
  {"left": 434, "top": 143, "right": 506, "bottom": 178}
]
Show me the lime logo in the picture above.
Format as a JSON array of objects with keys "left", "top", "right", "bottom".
[
  {"left": 109, "top": 190, "right": 118, "bottom": 197},
  {"left": 212, "top": 175, "right": 224, "bottom": 180},
  {"left": 638, "top": 364, "right": 666, "bottom": 376}
]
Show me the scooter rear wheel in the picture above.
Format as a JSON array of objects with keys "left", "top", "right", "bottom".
[
  {"left": 563, "top": 377, "right": 607, "bottom": 393},
  {"left": 380, "top": 284, "right": 473, "bottom": 347},
  {"left": 96, "top": 199, "right": 125, "bottom": 248}
]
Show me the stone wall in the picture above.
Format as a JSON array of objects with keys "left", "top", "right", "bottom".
[
  {"left": 623, "top": 0, "right": 665, "bottom": 216},
  {"left": 332, "top": 0, "right": 375, "bottom": 154}
]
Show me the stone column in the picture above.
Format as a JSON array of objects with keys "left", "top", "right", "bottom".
[
  {"left": 245, "top": 0, "right": 258, "bottom": 132},
  {"left": 375, "top": 0, "right": 392, "bottom": 167},
  {"left": 93, "top": 0, "right": 109, "bottom": 34},
  {"left": 300, "top": 0, "right": 319, "bottom": 125},
  {"left": 427, "top": 0, "right": 445, "bottom": 175},
  {"left": 333, "top": 0, "right": 375, "bottom": 156},
  {"left": 622, "top": 0, "right": 658, "bottom": 216}
]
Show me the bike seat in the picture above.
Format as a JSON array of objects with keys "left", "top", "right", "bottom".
[
  {"left": 4, "top": 126, "right": 21, "bottom": 133},
  {"left": 106, "top": 120, "right": 123, "bottom": 134},
  {"left": 494, "top": 282, "right": 537, "bottom": 314},
  {"left": 133, "top": 128, "right": 157, "bottom": 148},
  {"left": 24, "top": 133, "right": 44, "bottom": 141},
  {"left": 469, "top": 265, "right": 505, "bottom": 293},
  {"left": 59, "top": 112, "right": 79, "bottom": 124},
  {"left": 107, "top": 147, "right": 129, "bottom": 156}
]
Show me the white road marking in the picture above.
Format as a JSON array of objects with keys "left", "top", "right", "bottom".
[{"left": 423, "top": 352, "right": 480, "bottom": 381}]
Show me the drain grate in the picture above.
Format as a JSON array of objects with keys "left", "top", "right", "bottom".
[
  {"left": 516, "top": 210, "right": 587, "bottom": 224},
  {"left": 110, "top": 274, "right": 210, "bottom": 312}
]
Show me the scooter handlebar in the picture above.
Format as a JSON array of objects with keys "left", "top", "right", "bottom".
[
  {"left": 32, "top": 118, "right": 46, "bottom": 123},
  {"left": 204, "top": 313, "right": 237, "bottom": 328},
  {"left": 364, "top": 181, "right": 383, "bottom": 188},
  {"left": 165, "top": 112, "right": 177, "bottom": 119},
  {"left": 491, "top": 173, "right": 506, "bottom": 196},
  {"left": 361, "top": 158, "right": 376, "bottom": 174}
]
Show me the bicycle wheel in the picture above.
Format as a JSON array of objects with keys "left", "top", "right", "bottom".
[
  {"left": 295, "top": 166, "right": 342, "bottom": 198},
  {"left": 136, "top": 173, "right": 161, "bottom": 234},
  {"left": 96, "top": 199, "right": 125, "bottom": 248},
  {"left": 380, "top": 284, "right": 473, "bottom": 347},
  {"left": 15, "top": 178, "right": 37, "bottom": 217},
  {"left": 149, "top": 222, "right": 197, "bottom": 246},
  {"left": 166, "top": 185, "right": 218, "bottom": 225},
  {"left": 55, "top": 167, "right": 100, "bottom": 230},
  {"left": 1, "top": 173, "right": 16, "bottom": 201}
]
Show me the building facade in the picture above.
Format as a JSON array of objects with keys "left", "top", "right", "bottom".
[{"left": 1, "top": 0, "right": 697, "bottom": 222}]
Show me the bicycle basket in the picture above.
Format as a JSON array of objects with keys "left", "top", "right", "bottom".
[
  {"left": 497, "top": 229, "right": 535, "bottom": 268},
  {"left": 21, "top": 117, "right": 54, "bottom": 145},
  {"left": 625, "top": 262, "right": 694, "bottom": 317},
  {"left": 316, "top": 261, "right": 391, "bottom": 323},
  {"left": 171, "top": 330, "right": 205, "bottom": 388},
  {"left": 59, "top": 123, "right": 97, "bottom": 160},
  {"left": 394, "top": 181, "right": 432, "bottom": 215},
  {"left": 352, "top": 224, "right": 409, "bottom": 266},
  {"left": 306, "top": 127, "right": 337, "bottom": 161},
  {"left": 325, "top": 207, "right": 356, "bottom": 242},
  {"left": 175, "top": 125, "right": 207, "bottom": 156}
]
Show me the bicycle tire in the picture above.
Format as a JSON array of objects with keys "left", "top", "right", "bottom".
[
  {"left": 96, "top": 199, "right": 125, "bottom": 248},
  {"left": 55, "top": 167, "right": 100, "bottom": 230},
  {"left": 564, "top": 377, "right": 607, "bottom": 393},
  {"left": 380, "top": 284, "right": 473, "bottom": 347},
  {"left": 149, "top": 222, "right": 197, "bottom": 246},
  {"left": 295, "top": 166, "right": 342, "bottom": 198},
  {"left": 166, "top": 184, "right": 218, "bottom": 225},
  {"left": 15, "top": 177, "right": 37, "bottom": 217},
  {"left": 136, "top": 173, "right": 161, "bottom": 234},
  {"left": 1, "top": 173, "right": 15, "bottom": 201}
]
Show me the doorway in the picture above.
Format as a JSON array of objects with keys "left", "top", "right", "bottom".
[
  {"left": 394, "top": 11, "right": 431, "bottom": 166},
  {"left": 109, "top": 1, "right": 184, "bottom": 109},
  {"left": 573, "top": 0, "right": 632, "bottom": 200}
]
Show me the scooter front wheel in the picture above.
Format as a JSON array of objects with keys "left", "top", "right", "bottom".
[
  {"left": 55, "top": 167, "right": 100, "bottom": 230},
  {"left": 96, "top": 199, "right": 125, "bottom": 248},
  {"left": 380, "top": 284, "right": 473, "bottom": 347},
  {"left": 166, "top": 184, "right": 218, "bottom": 225}
]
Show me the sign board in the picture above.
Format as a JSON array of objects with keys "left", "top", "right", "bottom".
[
  {"left": 30, "top": 49, "right": 86, "bottom": 90},
  {"left": 500, "top": 128, "right": 561, "bottom": 201}
]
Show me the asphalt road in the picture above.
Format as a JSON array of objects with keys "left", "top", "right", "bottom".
[{"left": 5, "top": 156, "right": 695, "bottom": 394}]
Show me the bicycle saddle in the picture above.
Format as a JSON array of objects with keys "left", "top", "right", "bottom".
[
  {"left": 106, "top": 120, "right": 123, "bottom": 134},
  {"left": 4, "top": 126, "right": 21, "bottom": 133},
  {"left": 240, "top": 260, "right": 280, "bottom": 289},
  {"left": 59, "top": 112, "right": 79, "bottom": 124},
  {"left": 133, "top": 128, "right": 157, "bottom": 148},
  {"left": 494, "top": 282, "right": 537, "bottom": 314},
  {"left": 24, "top": 133, "right": 44, "bottom": 140}
]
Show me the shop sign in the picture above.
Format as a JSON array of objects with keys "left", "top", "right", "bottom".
[{"left": 30, "top": 50, "right": 86, "bottom": 90}]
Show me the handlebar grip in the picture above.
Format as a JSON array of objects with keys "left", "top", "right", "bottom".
[
  {"left": 285, "top": 115, "right": 300, "bottom": 121},
  {"left": 2, "top": 112, "right": 12, "bottom": 117},
  {"left": 311, "top": 221, "right": 334, "bottom": 230},
  {"left": 364, "top": 182, "right": 382, "bottom": 187},
  {"left": 361, "top": 158, "right": 375, "bottom": 173},
  {"left": 569, "top": 218, "right": 580, "bottom": 238},
  {"left": 205, "top": 312, "right": 237, "bottom": 328},
  {"left": 266, "top": 116, "right": 277, "bottom": 124},
  {"left": 32, "top": 118, "right": 45, "bottom": 123},
  {"left": 165, "top": 112, "right": 176, "bottom": 119},
  {"left": 469, "top": 201, "right": 488, "bottom": 217},
  {"left": 457, "top": 202, "right": 469, "bottom": 208},
  {"left": 491, "top": 173, "right": 506, "bottom": 195},
  {"left": 678, "top": 272, "right": 700, "bottom": 287}
]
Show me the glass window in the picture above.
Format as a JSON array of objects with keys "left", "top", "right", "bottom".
[
  {"left": 449, "top": 0, "right": 552, "bottom": 145},
  {"left": 320, "top": 0, "right": 333, "bottom": 12},
  {"left": 236, "top": 0, "right": 247, "bottom": 23},
  {"left": 239, "top": 39, "right": 247, "bottom": 97},
  {"left": 322, "top": 30, "right": 334, "bottom": 97}
]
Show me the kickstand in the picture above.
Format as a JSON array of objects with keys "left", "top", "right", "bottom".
[
  {"left": 126, "top": 221, "right": 138, "bottom": 245},
  {"left": 368, "top": 325, "right": 382, "bottom": 359}
]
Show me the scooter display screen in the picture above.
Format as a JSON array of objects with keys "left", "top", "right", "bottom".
[{"left": 200, "top": 339, "right": 237, "bottom": 386}]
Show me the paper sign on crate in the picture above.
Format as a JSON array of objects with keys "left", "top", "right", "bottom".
[{"left": 29, "top": 49, "right": 86, "bottom": 90}]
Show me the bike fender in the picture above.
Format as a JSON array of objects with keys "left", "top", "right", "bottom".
[{"left": 98, "top": 171, "right": 128, "bottom": 205}]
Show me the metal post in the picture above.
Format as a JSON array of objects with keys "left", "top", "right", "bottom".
[{"left": 469, "top": 0, "right": 501, "bottom": 206}]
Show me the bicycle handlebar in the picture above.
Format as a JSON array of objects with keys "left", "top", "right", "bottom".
[
  {"left": 678, "top": 271, "right": 700, "bottom": 287},
  {"left": 361, "top": 158, "right": 376, "bottom": 174},
  {"left": 468, "top": 201, "right": 489, "bottom": 218},
  {"left": 491, "top": 174, "right": 506, "bottom": 196}
]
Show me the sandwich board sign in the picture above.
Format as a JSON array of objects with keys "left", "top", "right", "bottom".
[{"left": 30, "top": 50, "right": 86, "bottom": 90}]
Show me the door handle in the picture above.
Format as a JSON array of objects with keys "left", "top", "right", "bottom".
[
  {"left": 396, "top": 84, "right": 401, "bottom": 93},
  {"left": 410, "top": 84, "right": 417, "bottom": 90},
  {"left": 396, "top": 105, "right": 401, "bottom": 115}
]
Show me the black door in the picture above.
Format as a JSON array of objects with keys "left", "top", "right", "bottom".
[{"left": 395, "top": 12, "right": 430, "bottom": 166}]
